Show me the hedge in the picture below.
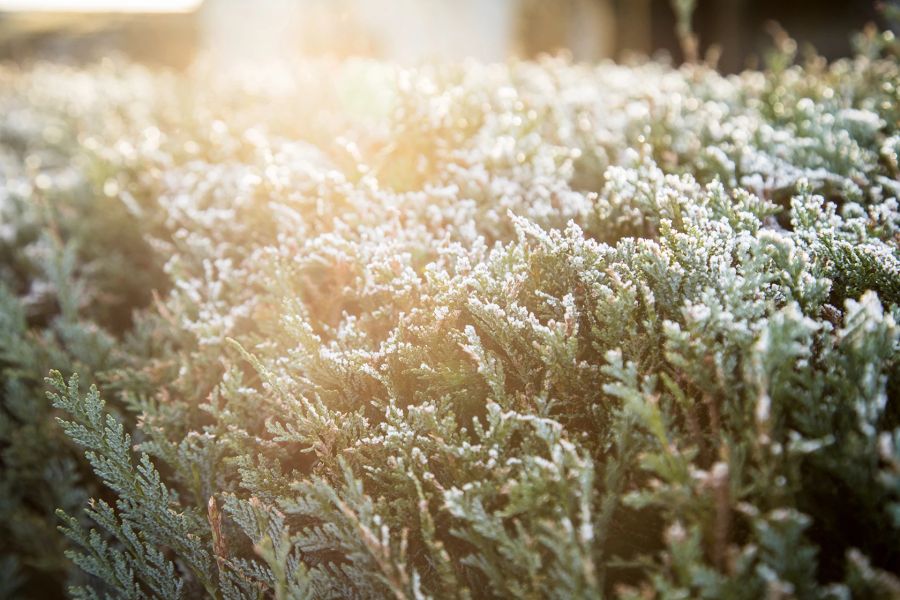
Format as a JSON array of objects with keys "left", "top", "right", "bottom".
[{"left": 1, "top": 25, "right": 900, "bottom": 600}]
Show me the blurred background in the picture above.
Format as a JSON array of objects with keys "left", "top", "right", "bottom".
[{"left": 0, "top": 0, "right": 889, "bottom": 71}]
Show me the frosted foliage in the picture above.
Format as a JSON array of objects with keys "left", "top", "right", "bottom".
[{"left": 2, "top": 29, "right": 900, "bottom": 600}]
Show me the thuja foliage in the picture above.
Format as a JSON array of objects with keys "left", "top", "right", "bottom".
[
  {"left": 0, "top": 65, "right": 167, "bottom": 597},
  {"left": 2, "top": 25, "right": 900, "bottom": 600}
]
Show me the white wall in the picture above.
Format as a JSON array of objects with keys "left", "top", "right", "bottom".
[
  {"left": 199, "top": 0, "right": 614, "bottom": 64},
  {"left": 351, "top": 0, "right": 515, "bottom": 62}
]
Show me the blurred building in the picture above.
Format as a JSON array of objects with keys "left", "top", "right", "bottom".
[
  {"left": 0, "top": 0, "right": 888, "bottom": 70},
  {"left": 0, "top": 2, "right": 200, "bottom": 66},
  {"left": 194, "top": 0, "right": 888, "bottom": 67},
  {"left": 199, "top": 0, "right": 517, "bottom": 63}
]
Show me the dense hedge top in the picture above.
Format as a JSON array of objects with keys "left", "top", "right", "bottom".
[{"left": 2, "top": 30, "right": 900, "bottom": 600}]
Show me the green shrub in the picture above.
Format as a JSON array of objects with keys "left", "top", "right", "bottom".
[
  {"left": 0, "top": 63, "right": 169, "bottom": 597},
  {"left": 2, "top": 27, "right": 900, "bottom": 600}
]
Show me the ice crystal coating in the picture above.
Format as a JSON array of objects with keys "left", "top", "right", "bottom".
[{"left": 2, "top": 29, "right": 900, "bottom": 600}]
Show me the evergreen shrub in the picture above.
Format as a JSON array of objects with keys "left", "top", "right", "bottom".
[{"left": 1, "top": 25, "right": 900, "bottom": 600}]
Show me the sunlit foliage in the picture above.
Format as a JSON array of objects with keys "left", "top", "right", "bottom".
[{"left": 2, "top": 27, "right": 900, "bottom": 599}]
